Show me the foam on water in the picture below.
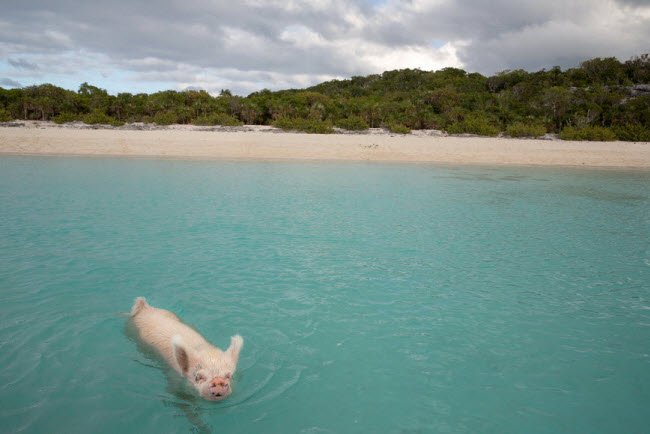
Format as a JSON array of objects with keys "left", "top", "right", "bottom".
[{"left": 1, "top": 157, "right": 649, "bottom": 433}]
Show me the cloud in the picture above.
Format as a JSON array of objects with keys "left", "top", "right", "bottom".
[
  {"left": 615, "top": 0, "right": 650, "bottom": 6},
  {"left": 8, "top": 58, "right": 39, "bottom": 70},
  {"left": 1, "top": 0, "right": 648, "bottom": 95},
  {"left": 363, "top": 0, "right": 650, "bottom": 74},
  {"left": 451, "top": 0, "right": 650, "bottom": 73},
  {"left": 0, "top": 78, "right": 22, "bottom": 87}
]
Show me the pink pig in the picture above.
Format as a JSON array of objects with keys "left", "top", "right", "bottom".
[{"left": 130, "top": 297, "right": 243, "bottom": 401}]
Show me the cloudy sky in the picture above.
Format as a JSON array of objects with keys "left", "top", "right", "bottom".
[{"left": 2, "top": 0, "right": 649, "bottom": 95}]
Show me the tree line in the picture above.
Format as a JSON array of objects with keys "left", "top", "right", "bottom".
[{"left": 0, "top": 54, "right": 649, "bottom": 140}]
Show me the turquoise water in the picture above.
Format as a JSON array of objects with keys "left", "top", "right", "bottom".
[{"left": 1, "top": 156, "right": 649, "bottom": 433}]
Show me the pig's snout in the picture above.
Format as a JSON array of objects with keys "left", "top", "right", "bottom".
[{"left": 209, "top": 377, "right": 230, "bottom": 398}]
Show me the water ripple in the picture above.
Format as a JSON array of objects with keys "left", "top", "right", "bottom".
[{"left": 1, "top": 158, "right": 649, "bottom": 433}]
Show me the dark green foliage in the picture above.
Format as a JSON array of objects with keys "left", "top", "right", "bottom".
[
  {"left": 53, "top": 112, "right": 80, "bottom": 124},
  {"left": 192, "top": 115, "right": 213, "bottom": 126},
  {"left": 0, "top": 108, "right": 13, "bottom": 122},
  {"left": 82, "top": 109, "right": 124, "bottom": 126},
  {"left": 273, "top": 117, "right": 334, "bottom": 134},
  {"left": 2, "top": 54, "right": 649, "bottom": 141},
  {"left": 192, "top": 113, "right": 243, "bottom": 126},
  {"left": 505, "top": 122, "right": 546, "bottom": 138},
  {"left": 542, "top": 87, "right": 572, "bottom": 130},
  {"left": 385, "top": 122, "right": 411, "bottom": 134},
  {"left": 612, "top": 124, "right": 650, "bottom": 141},
  {"left": 580, "top": 57, "right": 628, "bottom": 85},
  {"left": 447, "top": 114, "right": 500, "bottom": 136},
  {"left": 335, "top": 116, "right": 370, "bottom": 130},
  {"left": 624, "top": 54, "right": 650, "bottom": 83},
  {"left": 559, "top": 126, "right": 617, "bottom": 141},
  {"left": 152, "top": 111, "right": 177, "bottom": 125}
]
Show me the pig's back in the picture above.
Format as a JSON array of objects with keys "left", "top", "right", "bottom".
[{"left": 132, "top": 303, "right": 207, "bottom": 369}]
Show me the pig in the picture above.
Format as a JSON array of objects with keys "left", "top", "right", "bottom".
[{"left": 129, "top": 297, "right": 243, "bottom": 401}]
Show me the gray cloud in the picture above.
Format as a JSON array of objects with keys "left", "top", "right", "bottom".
[
  {"left": 0, "top": 1, "right": 373, "bottom": 76},
  {"left": 0, "top": 78, "right": 22, "bottom": 87},
  {"left": 367, "top": 0, "right": 650, "bottom": 73},
  {"left": 1, "top": 0, "right": 648, "bottom": 95},
  {"left": 8, "top": 57, "right": 39, "bottom": 70},
  {"left": 615, "top": 0, "right": 650, "bottom": 6}
]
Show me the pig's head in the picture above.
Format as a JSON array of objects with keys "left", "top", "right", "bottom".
[{"left": 171, "top": 334, "right": 243, "bottom": 401}]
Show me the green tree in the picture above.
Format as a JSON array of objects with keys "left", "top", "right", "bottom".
[
  {"left": 542, "top": 87, "right": 572, "bottom": 130},
  {"left": 580, "top": 57, "right": 626, "bottom": 85},
  {"left": 78, "top": 82, "right": 109, "bottom": 112}
]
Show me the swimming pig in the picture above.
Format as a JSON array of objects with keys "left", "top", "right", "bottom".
[{"left": 129, "top": 297, "right": 243, "bottom": 401}]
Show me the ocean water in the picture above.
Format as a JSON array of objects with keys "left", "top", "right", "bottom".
[{"left": 0, "top": 156, "right": 649, "bottom": 433}]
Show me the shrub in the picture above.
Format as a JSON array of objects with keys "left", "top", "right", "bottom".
[
  {"left": 153, "top": 111, "right": 177, "bottom": 126},
  {"left": 612, "top": 124, "right": 650, "bottom": 142},
  {"left": 83, "top": 109, "right": 124, "bottom": 126},
  {"left": 445, "top": 122, "right": 462, "bottom": 134},
  {"left": 53, "top": 112, "right": 80, "bottom": 124},
  {"left": 220, "top": 114, "right": 244, "bottom": 126},
  {"left": 273, "top": 117, "right": 334, "bottom": 134},
  {"left": 505, "top": 122, "right": 546, "bottom": 138},
  {"left": 192, "top": 115, "right": 212, "bottom": 126},
  {"left": 386, "top": 122, "right": 411, "bottom": 134},
  {"left": 446, "top": 115, "right": 500, "bottom": 137},
  {"left": 192, "top": 113, "right": 243, "bottom": 126},
  {"left": 335, "top": 116, "right": 369, "bottom": 131},
  {"left": 559, "top": 126, "right": 616, "bottom": 141},
  {"left": 421, "top": 113, "right": 445, "bottom": 130},
  {"left": 0, "top": 108, "right": 13, "bottom": 122}
]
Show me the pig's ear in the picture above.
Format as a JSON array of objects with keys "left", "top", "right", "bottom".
[
  {"left": 225, "top": 334, "right": 244, "bottom": 365},
  {"left": 171, "top": 335, "right": 196, "bottom": 375}
]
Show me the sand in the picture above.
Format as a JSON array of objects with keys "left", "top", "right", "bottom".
[{"left": 1, "top": 121, "right": 649, "bottom": 168}]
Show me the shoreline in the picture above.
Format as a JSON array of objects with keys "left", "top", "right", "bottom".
[{"left": 1, "top": 121, "right": 649, "bottom": 169}]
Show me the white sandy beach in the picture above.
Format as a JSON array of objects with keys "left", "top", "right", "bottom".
[{"left": 1, "top": 121, "right": 649, "bottom": 168}]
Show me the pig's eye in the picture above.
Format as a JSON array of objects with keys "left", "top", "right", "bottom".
[{"left": 195, "top": 374, "right": 205, "bottom": 383}]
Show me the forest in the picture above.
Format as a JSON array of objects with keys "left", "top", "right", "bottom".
[{"left": 1, "top": 54, "right": 649, "bottom": 141}]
